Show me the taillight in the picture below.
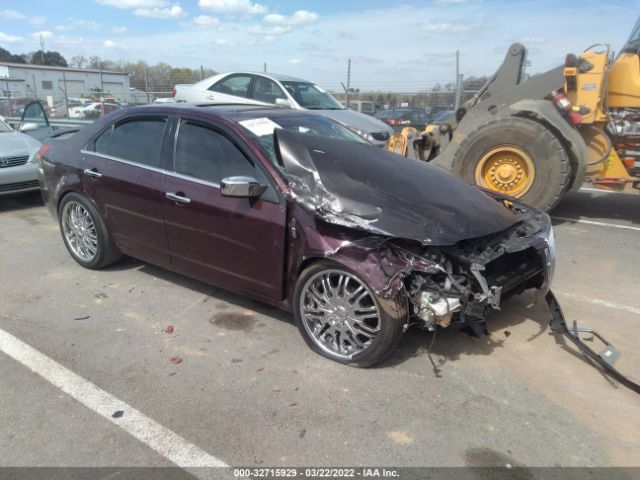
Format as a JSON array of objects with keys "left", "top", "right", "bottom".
[
  {"left": 388, "top": 119, "right": 399, "bottom": 125},
  {"left": 38, "top": 144, "right": 49, "bottom": 157},
  {"left": 172, "top": 87, "right": 176, "bottom": 97}
]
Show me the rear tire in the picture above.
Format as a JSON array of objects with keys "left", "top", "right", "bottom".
[
  {"left": 452, "top": 116, "right": 570, "bottom": 211},
  {"left": 58, "top": 192, "right": 121, "bottom": 269},
  {"left": 293, "top": 260, "right": 406, "bottom": 367}
]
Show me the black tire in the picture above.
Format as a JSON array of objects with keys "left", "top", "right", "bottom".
[
  {"left": 58, "top": 192, "right": 121, "bottom": 269},
  {"left": 293, "top": 260, "right": 406, "bottom": 367},
  {"left": 452, "top": 116, "right": 571, "bottom": 212}
]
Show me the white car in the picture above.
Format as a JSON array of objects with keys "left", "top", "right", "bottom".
[
  {"left": 0, "top": 116, "right": 41, "bottom": 195},
  {"left": 173, "top": 72, "right": 393, "bottom": 147}
]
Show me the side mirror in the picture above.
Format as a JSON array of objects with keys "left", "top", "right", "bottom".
[
  {"left": 220, "top": 176, "right": 266, "bottom": 198},
  {"left": 19, "top": 122, "right": 42, "bottom": 133},
  {"left": 275, "top": 98, "right": 291, "bottom": 108}
]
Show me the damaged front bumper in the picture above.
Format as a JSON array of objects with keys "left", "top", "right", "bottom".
[{"left": 546, "top": 290, "right": 640, "bottom": 395}]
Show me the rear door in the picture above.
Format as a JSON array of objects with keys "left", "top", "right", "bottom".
[
  {"left": 205, "top": 74, "right": 254, "bottom": 104},
  {"left": 81, "top": 115, "right": 170, "bottom": 264},
  {"left": 162, "top": 118, "right": 286, "bottom": 299}
]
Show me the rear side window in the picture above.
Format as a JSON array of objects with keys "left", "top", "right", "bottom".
[
  {"left": 94, "top": 128, "right": 112, "bottom": 154},
  {"left": 209, "top": 75, "right": 251, "bottom": 98},
  {"left": 108, "top": 118, "right": 166, "bottom": 168},
  {"left": 174, "top": 121, "right": 258, "bottom": 184}
]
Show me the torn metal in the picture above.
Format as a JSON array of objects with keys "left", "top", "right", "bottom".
[{"left": 278, "top": 130, "right": 555, "bottom": 333}]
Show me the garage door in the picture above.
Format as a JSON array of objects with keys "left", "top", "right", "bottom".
[{"left": 58, "top": 79, "right": 85, "bottom": 98}]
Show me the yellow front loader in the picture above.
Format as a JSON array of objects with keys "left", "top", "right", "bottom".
[{"left": 388, "top": 17, "right": 640, "bottom": 211}]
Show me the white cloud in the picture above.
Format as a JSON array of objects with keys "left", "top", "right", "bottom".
[
  {"left": 247, "top": 24, "right": 290, "bottom": 35},
  {"left": 31, "top": 30, "right": 54, "bottom": 40},
  {"left": 56, "top": 18, "right": 101, "bottom": 32},
  {"left": 29, "top": 15, "right": 47, "bottom": 26},
  {"left": 182, "top": 15, "right": 220, "bottom": 29},
  {"left": 96, "top": 0, "right": 168, "bottom": 8},
  {"left": 287, "top": 58, "right": 301, "bottom": 64},
  {"left": 264, "top": 10, "right": 318, "bottom": 26},
  {"left": 0, "top": 32, "right": 24, "bottom": 43},
  {"left": 134, "top": 4, "right": 186, "bottom": 18},
  {"left": 520, "top": 36, "right": 546, "bottom": 45},
  {"left": 111, "top": 26, "right": 128, "bottom": 34},
  {"left": 104, "top": 39, "right": 123, "bottom": 48},
  {"left": 0, "top": 9, "right": 26, "bottom": 20},
  {"left": 214, "top": 38, "right": 229, "bottom": 46},
  {"left": 199, "top": 0, "right": 267, "bottom": 15},
  {"left": 423, "top": 19, "right": 496, "bottom": 34}
]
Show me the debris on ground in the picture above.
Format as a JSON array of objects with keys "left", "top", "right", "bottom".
[
  {"left": 504, "top": 330, "right": 511, "bottom": 337},
  {"left": 164, "top": 325, "right": 174, "bottom": 334},
  {"left": 299, "top": 429, "right": 306, "bottom": 438},
  {"left": 169, "top": 356, "right": 183, "bottom": 364},
  {"left": 112, "top": 410, "right": 124, "bottom": 418},
  {"left": 289, "top": 402, "right": 298, "bottom": 407},
  {"left": 256, "top": 367, "right": 264, "bottom": 372},
  {"left": 231, "top": 358, "right": 243, "bottom": 363},
  {"left": 74, "top": 316, "right": 90, "bottom": 321}
]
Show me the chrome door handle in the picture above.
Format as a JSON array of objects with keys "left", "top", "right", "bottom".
[
  {"left": 83, "top": 168, "right": 102, "bottom": 178},
  {"left": 166, "top": 192, "right": 191, "bottom": 204},
  {"left": 206, "top": 94, "right": 215, "bottom": 100}
]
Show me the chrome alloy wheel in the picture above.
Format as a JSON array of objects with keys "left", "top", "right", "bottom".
[
  {"left": 300, "top": 270, "right": 381, "bottom": 360},
  {"left": 62, "top": 201, "right": 98, "bottom": 262}
]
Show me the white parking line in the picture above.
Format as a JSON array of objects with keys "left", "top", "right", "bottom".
[
  {"left": 0, "top": 328, "right": 227, "bottom": 470},
  {"left": 551, "top": 216, "right": 640, "bottom": 232},
  {"left": 560, "top": 292, "right": 640, "bottom": 316}
]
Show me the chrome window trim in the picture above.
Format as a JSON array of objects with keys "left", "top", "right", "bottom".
[
  {"left": 80, "top": 149, "right": 165, "bottom": 175},
  {"left": 80, "top": 149, "right": 221, "bottom": 188}
]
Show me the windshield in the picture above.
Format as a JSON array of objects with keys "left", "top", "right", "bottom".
[
  {"left": 622, "top": 16, "right": 640, "bottom": 53},
  {"left": 0, "top": 117, "right": 12, "bottom": 132},
  {"left": 238, "top": 114, "right": 368, "bottom": 167},
  {"left": 280, "top": 81, "right": 345, "bottom": 110}
]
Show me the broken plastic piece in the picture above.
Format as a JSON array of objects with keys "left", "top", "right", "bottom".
[
  {"left": 169, "top": 356, "right": 183, "bottom": 364},
  {"left": 165, "top": 325, "right": 174, "bottom": 334},
  {"left": 546, "top": 290, "right": 640, "bottom": 395}
]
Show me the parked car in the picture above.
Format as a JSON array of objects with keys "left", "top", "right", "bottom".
[
  {"left": 173, "top": 72, "right": 393, "bottom": 147},
  {"left": 50, "top": 100, "right": 84, "bottom": 119},
  {"left": 37, "top": 104, "right": 555, "bottom": 366},
  {"left": 430, "top": 109, "right": 456, "bottom": 125},
  {"left": 0, "top": 115, "right": 41, "bottom": 195},
  {"left": 83, "top": 103, "right": 122, "bottom": 120},
  {"left": 375, "top": 108, "right": 432, "bottom": 132}
]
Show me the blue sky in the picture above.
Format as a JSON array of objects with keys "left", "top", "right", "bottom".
[{"left": 1, "top": 0, "right": 639, "bottom": 91}]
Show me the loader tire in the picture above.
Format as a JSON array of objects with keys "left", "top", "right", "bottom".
[{"left": 452, "top": 116, "right": 570, "bottom": 212}]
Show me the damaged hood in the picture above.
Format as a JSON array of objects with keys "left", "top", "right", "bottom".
[{"left": 276, "top": 129, "right": 522, "bottom": 246}]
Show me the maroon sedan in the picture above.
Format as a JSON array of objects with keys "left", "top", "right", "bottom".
[{"left": 37, "top": 104, "right": 555, "bottom": 366}]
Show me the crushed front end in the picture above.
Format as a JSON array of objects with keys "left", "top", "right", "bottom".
[{"left": 387, "top": 202, "right": 555, "bottom": 334}]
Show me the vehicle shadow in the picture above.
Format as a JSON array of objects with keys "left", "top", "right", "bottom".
[
  {"left": 0, "top": 191, "right": 43, "bottom": 213},
  {"left": 551, "top": 189, "right": 640, "bottom": 226},
  {"left": 107, "top": 257, "right": 558, "bottom": 371},
  {"left": 105, "top": 257, "right": 293, "bottom": 324},
  {"left": 377, "top": 292, "right": 551, "bottom": 372}
]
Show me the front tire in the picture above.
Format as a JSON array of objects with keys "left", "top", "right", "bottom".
[
  {"left": 452, "top": 116, "right": 571, "bottom": 211},
  {"left": 293, "top": 261, "right": 406, "bottom": 367},
  {"left": 58, "top": 192, "right": 121, "bottom": 269}
]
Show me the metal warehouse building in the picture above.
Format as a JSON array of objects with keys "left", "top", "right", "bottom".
[{"left": 0, "top": 62, "right": 131, "bottom": 105}]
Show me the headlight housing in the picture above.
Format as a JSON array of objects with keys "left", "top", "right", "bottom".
[{"left": 536, "top": 213, "right": 556, "bottom": 288}]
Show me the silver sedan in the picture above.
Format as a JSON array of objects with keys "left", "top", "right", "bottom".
[{"left": 0, "top": 116, "right": 41, "bottom": 195}]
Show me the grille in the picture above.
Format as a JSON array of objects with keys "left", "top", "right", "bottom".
[
  {"left": 0, "top": 155, "right": 30, "bottom": 168},
  {"left": 0, "top": 180, "right": 39, "bottom": 192},
  {"left": 370, "top": 132, "right": 390, "bottom": 142}
]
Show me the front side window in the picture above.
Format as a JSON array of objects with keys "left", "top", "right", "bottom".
[
  {"left": 252, "top": 76, "right": 286, "bottom": 104},
  {"left": 174, "top": 121, "right": 258, "bottom": 184},
  {"left": 209, "top": 75, "right": 252, "bottom": 98},
  {"left": 280, "top": 81, "right": 345, "bottom": 110},
  {"left": 108, "top": 118, "right": 166, "bottom": 168}
]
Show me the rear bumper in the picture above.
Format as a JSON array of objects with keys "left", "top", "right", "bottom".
[{"left": 0, "top": 163, "right": 39, "bottom": 195}]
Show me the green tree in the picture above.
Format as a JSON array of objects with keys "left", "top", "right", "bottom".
[
  {"left": 0, "top": 47, "right": 26, "bottom": 64},
  {"left": 29, "top": 50, "right": 68, "bottom": 67}
]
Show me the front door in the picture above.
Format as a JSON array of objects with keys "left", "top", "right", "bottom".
[
  {"left": 162, "top": 119, "right": 286, "bottom": 299},
  {"left": 82, "top": 116, "right": 170, "bottom": 264}
]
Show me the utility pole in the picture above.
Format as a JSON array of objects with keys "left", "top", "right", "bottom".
[
  {"left": 454, "top": 50, "right": 463, "bottom": 111},
  {"left": 346, "top": 58, "right": 351, "bottom": 108},
  {"left": 200, "top": 65, "right": 204, "bottom": 80},
  {"left": 144, "top": 67, "right": 150, "bottom": 104},
  {"left": 39, "top": 34, "right": 45, "bottom": 65},
  {"left": 263, "top": 62, "right": 267, "bottom": 73},
  {"left": 62, "top": 71, "right": 69, "bottom": 118}
]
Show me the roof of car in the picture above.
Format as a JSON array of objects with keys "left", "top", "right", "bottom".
[
  {"left": 130, "top": 102, "right": 326, "bottom": 120},
  {"left": 223, "top": 71, "right": 309, "bottom": 82}
]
